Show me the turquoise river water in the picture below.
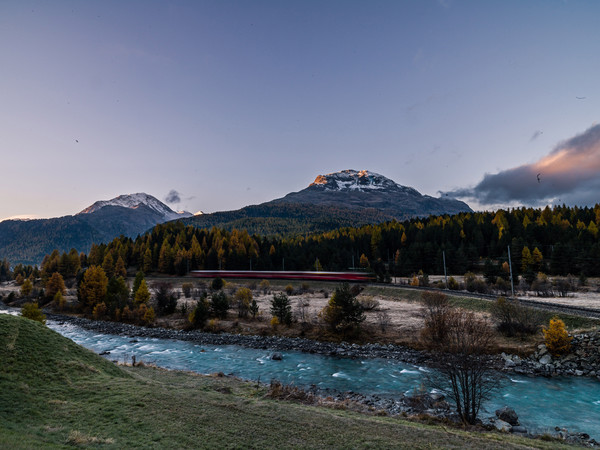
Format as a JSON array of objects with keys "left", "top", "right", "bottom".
[{"left": 40, "top": 319, "right": 600, "bottom": 439}]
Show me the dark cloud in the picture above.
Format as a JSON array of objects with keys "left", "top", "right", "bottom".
[
  {"left": 164, "top": 189, "right": 181, "bottom": 204},
  {"left": 446, "top": 124, "right": 600, "bottom": 207}
]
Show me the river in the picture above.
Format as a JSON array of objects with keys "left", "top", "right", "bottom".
[{"left": 41, "top": 318, "right": 600, "bottom": 439}]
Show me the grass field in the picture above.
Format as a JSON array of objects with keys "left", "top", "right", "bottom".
[{"left": 0, "top": 313, "right": 576, "bottom": 449}]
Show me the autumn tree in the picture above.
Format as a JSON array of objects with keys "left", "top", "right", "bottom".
[
  {"left": 45, "top": 272, "right": 66, "bottom": 301},
  {"left": 234, "top": 287, "right": 252, "bottom": 318},
  {"left": 20, "top": 278, "right": 33, "bottom": 297},
  {"left": 134, "top": 279, "right": 151, "bottom": 305},
  {"left": 21, "top": 302, "right": 46, "bottom": 324},
  {"left": 114, "top": 256, "right": 127, "bottom": 278},
  {"left": 78, "top": 266, "right": 109, "bottom": 311},
  {"left": 543, "top": 317, "right": 571, "bottom": 356}
]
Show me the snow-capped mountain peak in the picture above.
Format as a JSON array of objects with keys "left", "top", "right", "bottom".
[
  {"left": 309, "top": 169, "right": 420, "bottom": 195},
  {"left": 78, "top": 193, "right": 192, "bottom": 220}
]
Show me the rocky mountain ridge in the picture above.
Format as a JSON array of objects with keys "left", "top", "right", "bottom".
[{"left": 272, "top": 169, "right": 472, "bottom": 218}]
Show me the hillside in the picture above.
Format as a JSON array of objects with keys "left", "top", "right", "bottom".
[
  {"left": 0, "top": 194, "right": 191, "bottom": 265},
  {"left": 0, "top": 314, "right": 560, "bottom": 449},
  {"left": 180, "top": 202, "right": 395, "bottom": 236}
]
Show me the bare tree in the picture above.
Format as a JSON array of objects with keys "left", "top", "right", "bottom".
[{"left": 428, "top": 310, "right": 498, "bottom": 425}]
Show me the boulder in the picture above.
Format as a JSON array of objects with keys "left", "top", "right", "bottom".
[
  {"left": 271, "top": 352, "right": 283, "bottom": 361},
  {"left": 494, "top": 419, "right": 512, "bottom": 432},
  {"left": 495, "top": 406, "right": 519, "bottom": 426},
  {"left": 539, "top": 354, "right": 552, "bottom": 365}
]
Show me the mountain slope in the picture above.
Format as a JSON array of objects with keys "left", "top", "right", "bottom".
[
  {"left": 272, "top": 170, "right": 472, "bottom": 218},
  {"left": 181, "top": 170, "right": 472, "bottom": 235},
  {"left": 0, "top": 194, "right": 191, "bottom": 265}
]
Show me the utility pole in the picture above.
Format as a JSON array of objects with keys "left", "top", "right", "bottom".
[
  {"left": 508, "top": 245, "right": 515, "bottom": 297},
  {"left": 443, "top": 250, "right": 448, "bottom": 289},
  {"left": 249, "top": 259, "right": 252, "bottom": 271},
  {"left": 282, "top": 258, "right": 285, "bottom": 271},
  {"left": 352, "top": 255, "right": 355, "bottom": 270}
]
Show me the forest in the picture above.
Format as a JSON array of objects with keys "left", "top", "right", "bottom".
[{"left": 22, "top": 203, "right": 600, "bottom": 282}]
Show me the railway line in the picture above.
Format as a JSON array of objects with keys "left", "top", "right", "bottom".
[{"left": 375, "top": 283, "right": 600, "bottom": 320}]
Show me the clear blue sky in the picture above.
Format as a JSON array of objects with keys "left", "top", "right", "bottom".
[{"left": 1, "top": 0, "right": 599, "bottom": 220}]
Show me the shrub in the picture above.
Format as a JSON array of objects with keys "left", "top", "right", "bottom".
[
  {"left": 143, "top": 306, "right": 156, "bottom": 324},
  {"left": 182, "top": 282, "right": 193, "bottom": 298},
  {"left": 359, "top": 296, "right": 379, "bottom": 311},
  {"left": 420, "top": 291, "right": 452, "bottom": 348},
  {"left": 21, "top": 302, "right": 46, "bottom": 324},
  {"left": 234, "top": 287, "right": 252, "bottom": 318},
  {"left": 259, "top": 279, "right": 270, "bottom": 294},
  {"left": 285, "top": 284, "right": 294, "bottom": 296},
  {"left": 211, "top": 277, "right": 224, "bottom": 291},
  {"left": 271, "top": 292, "right": 292, "bottom": 325},
  {"left": 543, "top": 317, "right": 571, "bottom": 356},
  {"left": 447, "top": 276, "right": 459, "bottom": 290},
  {"left": 464, "top": 272, "right": 477, "bottom": 292},
  {"left": 208, "top": 318, "right": 220, "bottom": 332},
  {"left": 532, "top": 272, "right": 552, "bottom": 297},
  {"left": 320, "top": 283, "right": 365, "bottom": 333},
  {"left": 250, "top": 299, "right": 259, "bottom": 319},
  {"left": 270, "top": 316, "right": 279, "bottom": 328},
  {"left": 92, "top": 302, "right": 107, "bottom": 320},
  {"left": 211, "top": 291, "right": 230, "bottom": 319},
  {"left": 490, "top": 297, "right": 541, "bottom": 336},
  {"left": 20, "top": 278, "right": 33, "bottom": 297},
  {"left": 553, "top": 277, "right": 574, "bottom": 298},
  {"left": 154, "top": 282, "right": 178, "bottom": 315},
  {"left": 417, "top": 270, "right": 429, "bottom": 287},
  {"left": 54, "top": 291, "right": 66, "bottom": 311},
  {"left": 189, "top": 299, "right": 210, "bottom": 329}
]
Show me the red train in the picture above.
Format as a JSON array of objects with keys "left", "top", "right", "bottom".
[{"left": 190, "top": 270, "right": 374, "bottom": 282}]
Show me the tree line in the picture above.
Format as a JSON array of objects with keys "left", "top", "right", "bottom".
[{"left": 4, "top": 203, "right": 600, "bottom": 283}]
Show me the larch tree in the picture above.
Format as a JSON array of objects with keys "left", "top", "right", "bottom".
[{"left": 79, "top": 266, "right": 108, "bottom": 311}]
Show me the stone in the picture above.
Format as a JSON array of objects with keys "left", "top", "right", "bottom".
[
  {"left": 495, "top": 406, "right": 519, "bottom": 426},
  {"left": 271, "top": 352, "right": 283, "bottom": 361},
  {"left": 511, "top": 426, "right": 527, "bottom": 434},
  {"left": 575, "top": 370, "right": 584, "bottom": 376},
  {"left": 539, "top": 354, "right": 552, "bottom": 365},
  {"left": 494, "top": 419, "right": 512, "bottom": 432}
]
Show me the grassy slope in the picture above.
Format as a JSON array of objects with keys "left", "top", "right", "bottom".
[{"left": 0, "top": 314, "right": 570, "bottom": 449}]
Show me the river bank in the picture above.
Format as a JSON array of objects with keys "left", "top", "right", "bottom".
[{"left": 0, "top": 303, "right": 593, "bottom": 446}]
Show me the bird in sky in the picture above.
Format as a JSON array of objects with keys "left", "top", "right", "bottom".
[
  {"left": 75, "top": 139, "right": 79, "bottom": 143},
  {"left": 537, "top": 173, "right": 541, "bottom": 183},
  {"left": 576, "top": 96, "right": 586, "bottom": 100}
]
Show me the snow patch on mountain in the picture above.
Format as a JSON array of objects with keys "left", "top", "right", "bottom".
[
  {"left": 309, "top": 169, "right": 420, "bottom": 195},
  {"left": 78, "top": 193, "right": 192, "bottom": 220}
]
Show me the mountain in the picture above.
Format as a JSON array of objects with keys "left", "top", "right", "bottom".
[
  {"left": 79, "top": 193, "right": 191, "bottom": 221},
  {"left": 181, "top": 170, "right": 472, "bottom": 235},
  {"left": 272, "top": 170, "right": 472, "bottom": 218},
  {"left": 0, "top": 194, "right": 191, "bottom": 265}
]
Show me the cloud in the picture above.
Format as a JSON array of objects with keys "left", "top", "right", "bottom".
[
  {"left": 445, "top": 124, "right": 600, "bottom": 207},
  {"left": 164, "top": 189, "right": 181, "bottom": 204}
]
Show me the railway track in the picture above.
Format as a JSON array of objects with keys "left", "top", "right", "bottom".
[{"left": 371, "top": 283, "right": 600, "bottom": 320}]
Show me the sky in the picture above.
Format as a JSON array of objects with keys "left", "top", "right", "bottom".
[{"left": 1, "top": 0, "right": 600, "bottom": 220}]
